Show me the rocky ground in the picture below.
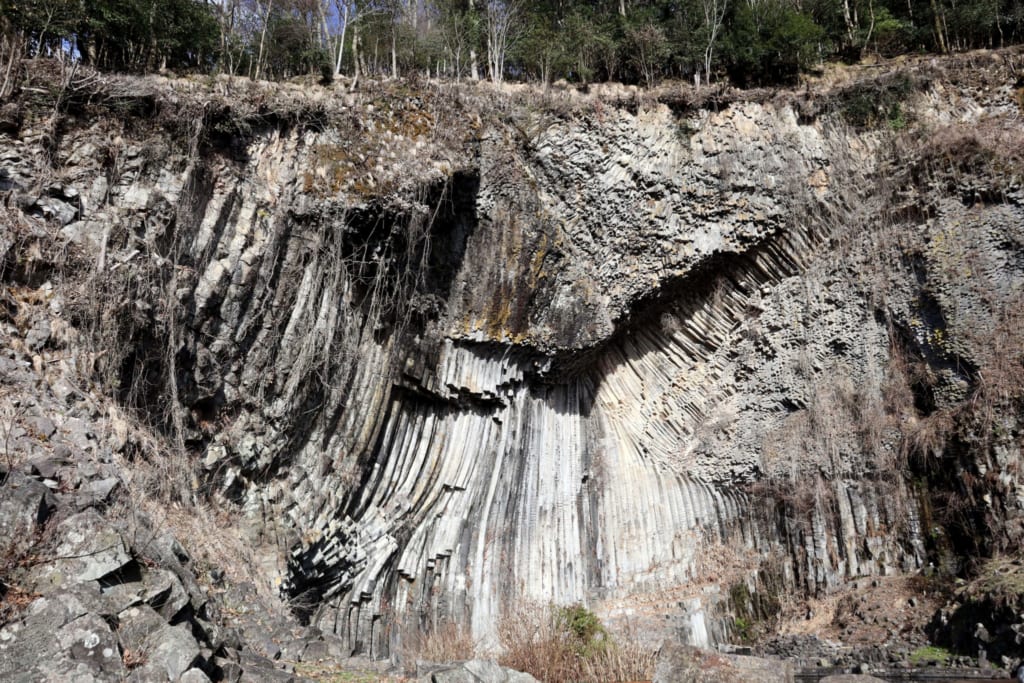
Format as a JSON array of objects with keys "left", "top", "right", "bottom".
[
  {"left": 757, "top": 574, "right": 1024, "bottom": 680},
  {"left": 0, "top": 256, "right": 432, "bottom": 678}
]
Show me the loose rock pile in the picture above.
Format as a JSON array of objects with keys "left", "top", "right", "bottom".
[{"left": 0, "top": 282, "right": 308, "bottom": 681}]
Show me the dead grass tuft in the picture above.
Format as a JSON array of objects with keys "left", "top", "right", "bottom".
[
  {"left": 400, "top": 620, "right": 478, "bottom": 665},
  {"left": 497, "top": 602, "right": 657, "bottom": 683},
  {"left": 120, "top": 647, "right": 147, "bottom": 671},
  {"left": 910, "top": 117, "right": 1024, "bottom": 194}
]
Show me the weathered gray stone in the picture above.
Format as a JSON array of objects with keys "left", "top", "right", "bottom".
[
  {"left": 117, "top": 604, "right": 168, "bottom": 653},
  {"left": 28, "top": 454, "right": 67, "bottom": 479},
  {"left": 213, "top": 657, "right": 244, "bottom": 683},
  {"left": 24, "top": 319, "right": 51, "bottom": 351},
  {"left": 0, "top": 588, "right": 124, "bottom": 680},
  {"left": 55, "top": 612, "right": 125, "bottom": 679},
  {"left": 30, "top": 510, "right": 131, "bottom": 592},
  {"left": 127, "top": 623, "right": 201, "bottom": 682},
  {"left": 28, "top": 414, "right": 56, "bottom": 439},
  {"left": 421, "top": 660, "right": 539, "bottom": 683},
  {"left": 297, "top": 639, "right": 329, "bottom": 662},
  {"left": 76, "top": 476, "right": 121, "bottom": 508},
  {"left": 35, "top": 196, "right": 78, "bottom": 225},
  {"left": 257, "top": 636, "right": 282, "bottom": 660},
  {"left": 142, "top": 568, "right": 192, "bottom": 622},
  {"left": 237, "top": 652, "right": 295, "bottom": 682},
  {"left": 654, "top": 644, "right": 794, "bottom": 683},
  {"left": 0, "top": 471, "right": 55, "bottom": 542},
  {"left": 180, "top": 669, "right": 213, "bottom": 683}
]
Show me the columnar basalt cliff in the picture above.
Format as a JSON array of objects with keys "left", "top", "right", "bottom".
[{"left": 2, "top": 53, "right": 1023, "bottom": 670}]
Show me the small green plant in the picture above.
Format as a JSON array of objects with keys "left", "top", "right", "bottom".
[
  {"left": 909, "top": 645, "right": 952, "bottom": 666},
  {"left": 888, "top": 103, "right": 907, "bottom": 131},
  {"left": 556, "top": 603, "right": 608, "bottom": 658},
  {"left": 733, "top": 616, "right": 752, "bottom": 642}
]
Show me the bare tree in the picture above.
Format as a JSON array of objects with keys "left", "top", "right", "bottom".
[
  {"left": 841, "top": 0, "right": 878, "bottom": 56},
  {"left": 215, "top": 0, "right": 242, "bottom": 75},
  {"left": 469, "top": 0, "right": 480, "bottom": 80},
  {"left": 626, "top": 23, "right": 668, "bottom": 87},
  {"left": 332, "top": 0, "right": 357, "bottom": 75},
  {"left": 440, "top": 5, "right": 472, "bottom": 81},
  {"left": 349, "top": 14, "right": 361, "bottom": 90},
  {"left": 485, "top": 0, "right": 519, "bottom": 84},
  {"left": 701, "top": 0, "right": 727, "bottom": 85},
  {"left": 253, "top": 0, "right": 275, "bottom": 79}
]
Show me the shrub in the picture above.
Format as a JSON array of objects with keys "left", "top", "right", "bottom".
[
  {"left": 834, "top": 74, "right": 917, "bottom": 130},
  {"left": 498, "top": 602, "right": 656, "bottom": 683},
  {"left": 399, "top": 620, "right": 477, "bottom": 664},
  {"left": 556, "top": 604, "right": 608, "bottom": 658}
]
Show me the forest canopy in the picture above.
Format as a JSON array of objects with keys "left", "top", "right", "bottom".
[{"left": 2, "top": 0, "right": 1023, "bottom": 86}]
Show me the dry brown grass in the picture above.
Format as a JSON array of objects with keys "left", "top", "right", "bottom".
[
  {"left": 964, "top": 291, "right": 1024, "bottom": 435},
  {"left": 911, "top": 116, "right": 1024, "bottom": 194},
  {"left": 120, "top": 647, "right": 147, "bottom": 671},
  {"left": 399, "top": 620, "right": 478, "bottom": 665},
  {"left": 497, "top": 602, "right": 657, "bottom": 683}
]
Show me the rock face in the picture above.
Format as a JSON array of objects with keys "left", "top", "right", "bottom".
[{"left": 2, "top": 54, "right": 1023, "bottom": 663}]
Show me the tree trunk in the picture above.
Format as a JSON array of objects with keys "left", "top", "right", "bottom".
[
  {"left": 254, "top": 0, "right": 274, "bottom": 80},
  {"left": 334, "top": 2, "right": 349, "bottom": 76},
  {"left": 391, "top": 30, "right": 397, "bottom": 79},
  {"left": 842, "top": 0, "right": 857, "bottom": 47},
  {"left": 469, "top": 0, "right": 480, "bottom": 80},
  {"left": 349, "top": 22, "right": 360, "bottom": 92},
  {"left": 930, "top": 0, "right": 949, "bottom": 53}
]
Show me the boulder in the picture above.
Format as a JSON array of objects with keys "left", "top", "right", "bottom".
[
  {"left": 28, "top": 454, "right": 68, "bottom": 479},
  {"left": 29, "top": 510, "right": 131, "bottom": 593},
  {"left": 142, "top": 568, "right": 192, "bottom": 621},
  {"left": 0, "top": 592, "right": 123, "bottom": 681},
  {"left": 126, "top": 623, "right": 201, "bottom": 682},
  {"left": 55, "top": 612, "right": 125, "bottom": 679},
  {"left": 654, "top": 644, "right": 794, "bottom": 683},
  {"left": 0, "top": 471, "right": 55, "bottom": 541},
  {"left": 298, "top": 639, "right": 329, "bottom": 662},
  {"left": 97, "top": 562, "right": 147, "bottom": 612},
  {"left": 419, "top": 659, "right": 539, "bottom": 683},
  {"left": 237, "top": 652, "right": 296, "bottom": 682},
  {"left": 212, "top": 656, "right": 244, "bottom": 682},
  {"left": 117, "top": 604, "right": 168, "bottom": 654},
  {"left": 24, "top": 319, "right": 51, "bottom": 351},
  {"left": 76, "top": 477, "right": 121, "bottom": 509}
]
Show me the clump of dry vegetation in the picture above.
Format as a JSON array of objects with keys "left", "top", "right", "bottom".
[
  {"left": 497, "top": 603, "right": 657, "bottom": 683},
  {"left": 399, "top": 619, "right": 478, "bottom": 665},
  {"left": 908, "top": 117, "right": 1024, "bottom": 199}
]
